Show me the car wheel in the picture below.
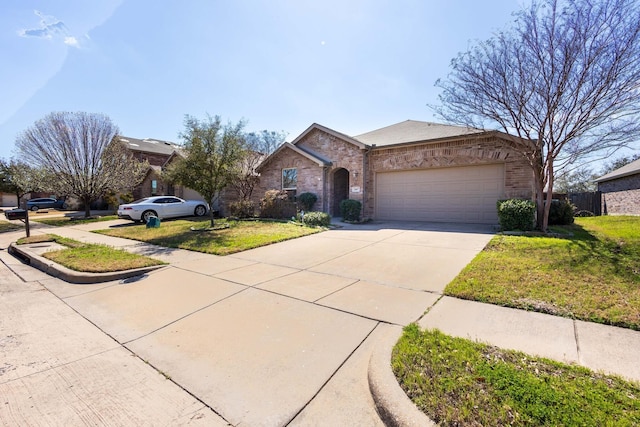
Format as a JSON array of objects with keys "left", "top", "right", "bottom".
[
  {"left": 62, "top": 203, "right": 69, "bottom": 210},
  {"left": 141, "top": 210, "right": 158, "bottom": 224},
  {"left": 30, "top": 206, "right": 39, "bottom": 212},
  {"left": 194, "top": 205, "right": 207, "bottom": 217}
]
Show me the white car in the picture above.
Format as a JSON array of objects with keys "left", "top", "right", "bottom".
[{"left": 117, "top": 196, "right": 208, "bottom": 223}]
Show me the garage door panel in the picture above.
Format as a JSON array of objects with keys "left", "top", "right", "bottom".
[{"left": 375, "top": 164, "right": 504, "bottom": 224}]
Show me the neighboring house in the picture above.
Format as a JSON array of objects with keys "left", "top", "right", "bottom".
[
  {"left": 594, "top": 157, "right": 640, "bottom": 215},
  {"left": 120, "top": 136, "right": 204, "bottom": 203},
  {"left": 256, "top": 120, "right": 534, "bottom": 224}
]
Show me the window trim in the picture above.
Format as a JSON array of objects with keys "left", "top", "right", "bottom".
[{"left": 282, "top": 168, "right": 297, "bottom": 190}]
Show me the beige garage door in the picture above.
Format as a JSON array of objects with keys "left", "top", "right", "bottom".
[{"left": 375, "top": 164, "right": 504, "bottom": 223}]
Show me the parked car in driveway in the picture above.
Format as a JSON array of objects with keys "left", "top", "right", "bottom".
[
  {"left": 117, "top": 196, "right": 209, "bottom": 223},
  {"left": 26, "top": 198, "right": 68, "bottom": 211}
]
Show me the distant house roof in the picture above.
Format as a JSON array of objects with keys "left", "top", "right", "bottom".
[
  {"left": 595, "top": 158, "right": 640, "bottom": 183},
  {"left": 353, "top": 120, "right": 485, "bottom": 147},
  {"left": 119, "top": 136, "right": 181, "bottom": 156}
]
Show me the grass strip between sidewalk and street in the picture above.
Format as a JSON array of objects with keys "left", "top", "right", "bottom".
[
  {"left": 0, "top": 221, "right": 22, "bottom": 233},
  {"left": 94, "top": 218, "right": 322, "bottom": 255},
  {"left": 393, "top": 325, "right": 640, "bottom": 426},
  {"left": 445, "top": 216, "right": 640, "bottom": 330},
  {"left": 17, "top": 234, "right": 165, "bottom": 273}
]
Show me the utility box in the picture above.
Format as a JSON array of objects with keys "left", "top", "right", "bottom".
[
  {"left": 4, "top": 209, "right": 27, "bottom": 220},
  {"left": 146, "top": 216, "right": 160, "bottom": 228}
]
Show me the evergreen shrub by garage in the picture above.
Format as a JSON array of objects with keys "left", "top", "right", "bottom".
[
  {"left": 340, "top": 199, "right": 362, "bottom": 221},
  {"left": 548, "top": 199, "right": 575, "bottom": 225},
  {"left": 497, "top": 199, "right": 535, "bottom": 231},
  {"left": 300, "top": 211, "right": 330, "bottom": 227},
  {"left": 297, "top": 192, "right": 318, "bottom": 212}
]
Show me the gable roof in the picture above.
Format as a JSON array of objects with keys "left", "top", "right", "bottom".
[
  {"left": 119, "top": 136, "right": 181, "bottom": 156},
  {"left": 353, "top": 120, "right": 485, "bottom": 147},
  {"left": 292, "top": 123, "right": 367, "bottom": 149},
  {"left": 595, "top": 157, "right": 640, "bottom": 183},
  {"left": 256, "top": 142, "right": 332, "bottom": 172}
]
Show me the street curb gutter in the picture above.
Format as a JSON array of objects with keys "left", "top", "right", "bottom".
[
  {"left": 368, "top": 325, "right": 436, "bottom": 427},
  {"left": 8, "top": 243, "right": 166, "bottom": 284}
]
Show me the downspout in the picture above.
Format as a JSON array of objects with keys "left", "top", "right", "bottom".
[
  {"left": 363, "top": 144, "right": 373, "bottom": 219},
  {"left": 323, "top": 166, "right": 329, "bottom": 214}
]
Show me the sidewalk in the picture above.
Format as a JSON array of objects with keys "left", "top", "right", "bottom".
[{"left": 1, "top": 219, "right": 639, "bottom": 426}]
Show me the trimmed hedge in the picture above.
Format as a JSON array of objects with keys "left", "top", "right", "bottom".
[
  {"left": 260, "top": 190, "right": 296, "bottom": 219},
  {"left": 497, "top": 199, "right": 535, "bottom": 231},
  {"left": 228, "top": 200, "right": 255, "bottom": 218},
  {"left": 299, "top": 211, "right": 331, "bottom": 227}
]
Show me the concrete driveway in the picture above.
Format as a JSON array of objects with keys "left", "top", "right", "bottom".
[{"left": 2, "top": 220, "right": 495, "bottom": 426}]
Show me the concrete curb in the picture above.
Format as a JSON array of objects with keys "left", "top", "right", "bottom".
[
  {"left": 8, "top": 243, "right": 166, "bottom": 284},
  {"left": 368, "top": 326, "right": 436, "bottom": 427}
]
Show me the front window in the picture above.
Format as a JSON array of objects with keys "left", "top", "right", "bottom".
[
  {"left": 151, "top": 180, "right": 158, "bottom": 196},
  {"left": 282, "top": 168, "right": 297, "bottom": 190}
]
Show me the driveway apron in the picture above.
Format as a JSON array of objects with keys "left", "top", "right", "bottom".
[{"left": 4, "top": 221, "right": 495, "bottom": 425}]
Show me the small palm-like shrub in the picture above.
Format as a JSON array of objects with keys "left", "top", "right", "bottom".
[
  {"left": 298, "top": 192, "right": 318, "bottom": 212},
  {"left": 340, "top": 199, "right": 362, "bottom": 221}
]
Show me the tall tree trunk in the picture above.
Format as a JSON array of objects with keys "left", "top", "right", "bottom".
[{"left": 83, "top": 196, "right": 92, "bottom": 218}]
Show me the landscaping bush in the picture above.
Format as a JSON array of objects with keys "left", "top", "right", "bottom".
[
  {"left": 299, "top": 211, "right": 330, "bottom": 227},
  {"left": 259, "top": 190, "right": 297, "bottom": 219},
  {"left": 497, "top": 199, "right": 535, "bottom": 231},
  {"left": 340, "top": 199, "right": 362, "bottom": 221},
  {"left": 574, "top": 209, "right": 595, "bottom": 217},
  {"left": 228, "top": 200, "right": 255, "bottom": 218},
  {"left": 297, "top": 192, "right": 318, "bottom": 212},
  {"left": 548, "top": 199, "right": 575, "bottom": 225}
]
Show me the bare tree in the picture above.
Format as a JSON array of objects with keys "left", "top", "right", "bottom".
[
  {"left": 164, "top": 114, "right": 247, "bottom": 227},
  {"left": 600, "top": 153, "right": 640, "bottom": 176},
  {"left": 435, "top": 0, "right": 640, "bottom": 230},
  {"left": 231, "top": 130, "right": 286, "bottom": 201},
  {"left": 0, "top": 159, "right": 48, "bottom": 208},
  {"left": 16, "top": 112, "right": 148, "bottom": 217}
]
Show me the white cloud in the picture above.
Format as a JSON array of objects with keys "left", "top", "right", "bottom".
[{"left": 18, "top": 10, "right": 85, "bottom": 49}]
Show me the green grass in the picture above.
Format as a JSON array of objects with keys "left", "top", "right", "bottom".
[
  {"left": 94, "top": 218, "right": 322, "bottom": 255},
  {"left": 33, "top": 215, "right": 118, "bottom": 226},
  {"left": 393, "top": 325, "right": 640, "bottom": 426},
  {"left": 0, "top": 221, "right": 22, "bottom": 233},
  {"left": 17, "top": 234, "right": 165, "bottom": 273},
  {"left": 446, "top": 216, "right": 640, "bottom": 330}
]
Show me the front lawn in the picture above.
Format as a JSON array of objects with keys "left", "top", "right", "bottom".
[
  {"left": 33, "top": 215, "right": 118, "bottom": 227},
  {"left": 446, "top": 216, "right": 640, "bottom": 330},
  {"left": 17, "top": 234, "right": 165, "bottom": 272},
  {"left": 393, "top": 325, "right": 640, "bottom": 426},
  {"left": 94, "top": 218, "right": 322, "bottom": 255}
]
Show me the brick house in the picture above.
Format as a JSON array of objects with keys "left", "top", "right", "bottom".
[
  {"left": 256, "top": 120, "right": 534, "bottom": 224},
  {"left": 595, "top": 158, "right": 640, "bottom": 215},
  {"left": 120, "top": 136, "right": 205, "bottom": 203}
]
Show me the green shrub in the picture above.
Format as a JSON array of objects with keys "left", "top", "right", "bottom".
[
  {"left": 259, "top": 190, "right": 297, "bottom": 219},
  {"left": 497, "top": 199, "right": 535, "bottom": 231},
  {"left": 574, "top": 210, "right": 595, "bottom": 217},
  {"left": 299, "top": 211, "right": 330, "bottom": 227},
  {"left": 228, "top": 200, "right": 255, "bottom": 218},
  {"left": 340, "top": 199, "right": 362, "bottom": 221},
  {"left": 548, "top": 199, "right": 575, "bottom": 225},
  {"left": 298, "top": 192, "right": 318, "bottom": 212}
]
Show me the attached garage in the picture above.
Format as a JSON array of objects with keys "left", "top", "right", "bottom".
[{"left": 375, "top": 164, "right": 505, "bottom": 224}]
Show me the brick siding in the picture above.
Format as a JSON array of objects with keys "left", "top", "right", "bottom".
[{"left": 599, "top": 174, "right": 640, "bottom": 215}]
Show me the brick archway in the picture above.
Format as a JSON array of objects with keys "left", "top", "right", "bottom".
[{"left": 332, "top": 168, "right": 349, "bottom": 216}]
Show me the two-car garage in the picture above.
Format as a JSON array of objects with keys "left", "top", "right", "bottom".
[{"left": 375, "top": 163, "right": 505, "bottom": 224}]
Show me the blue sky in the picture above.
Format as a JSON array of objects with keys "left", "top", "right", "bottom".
[{"left": 1, "top": 0, "right": 523, "bottom": 160}]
